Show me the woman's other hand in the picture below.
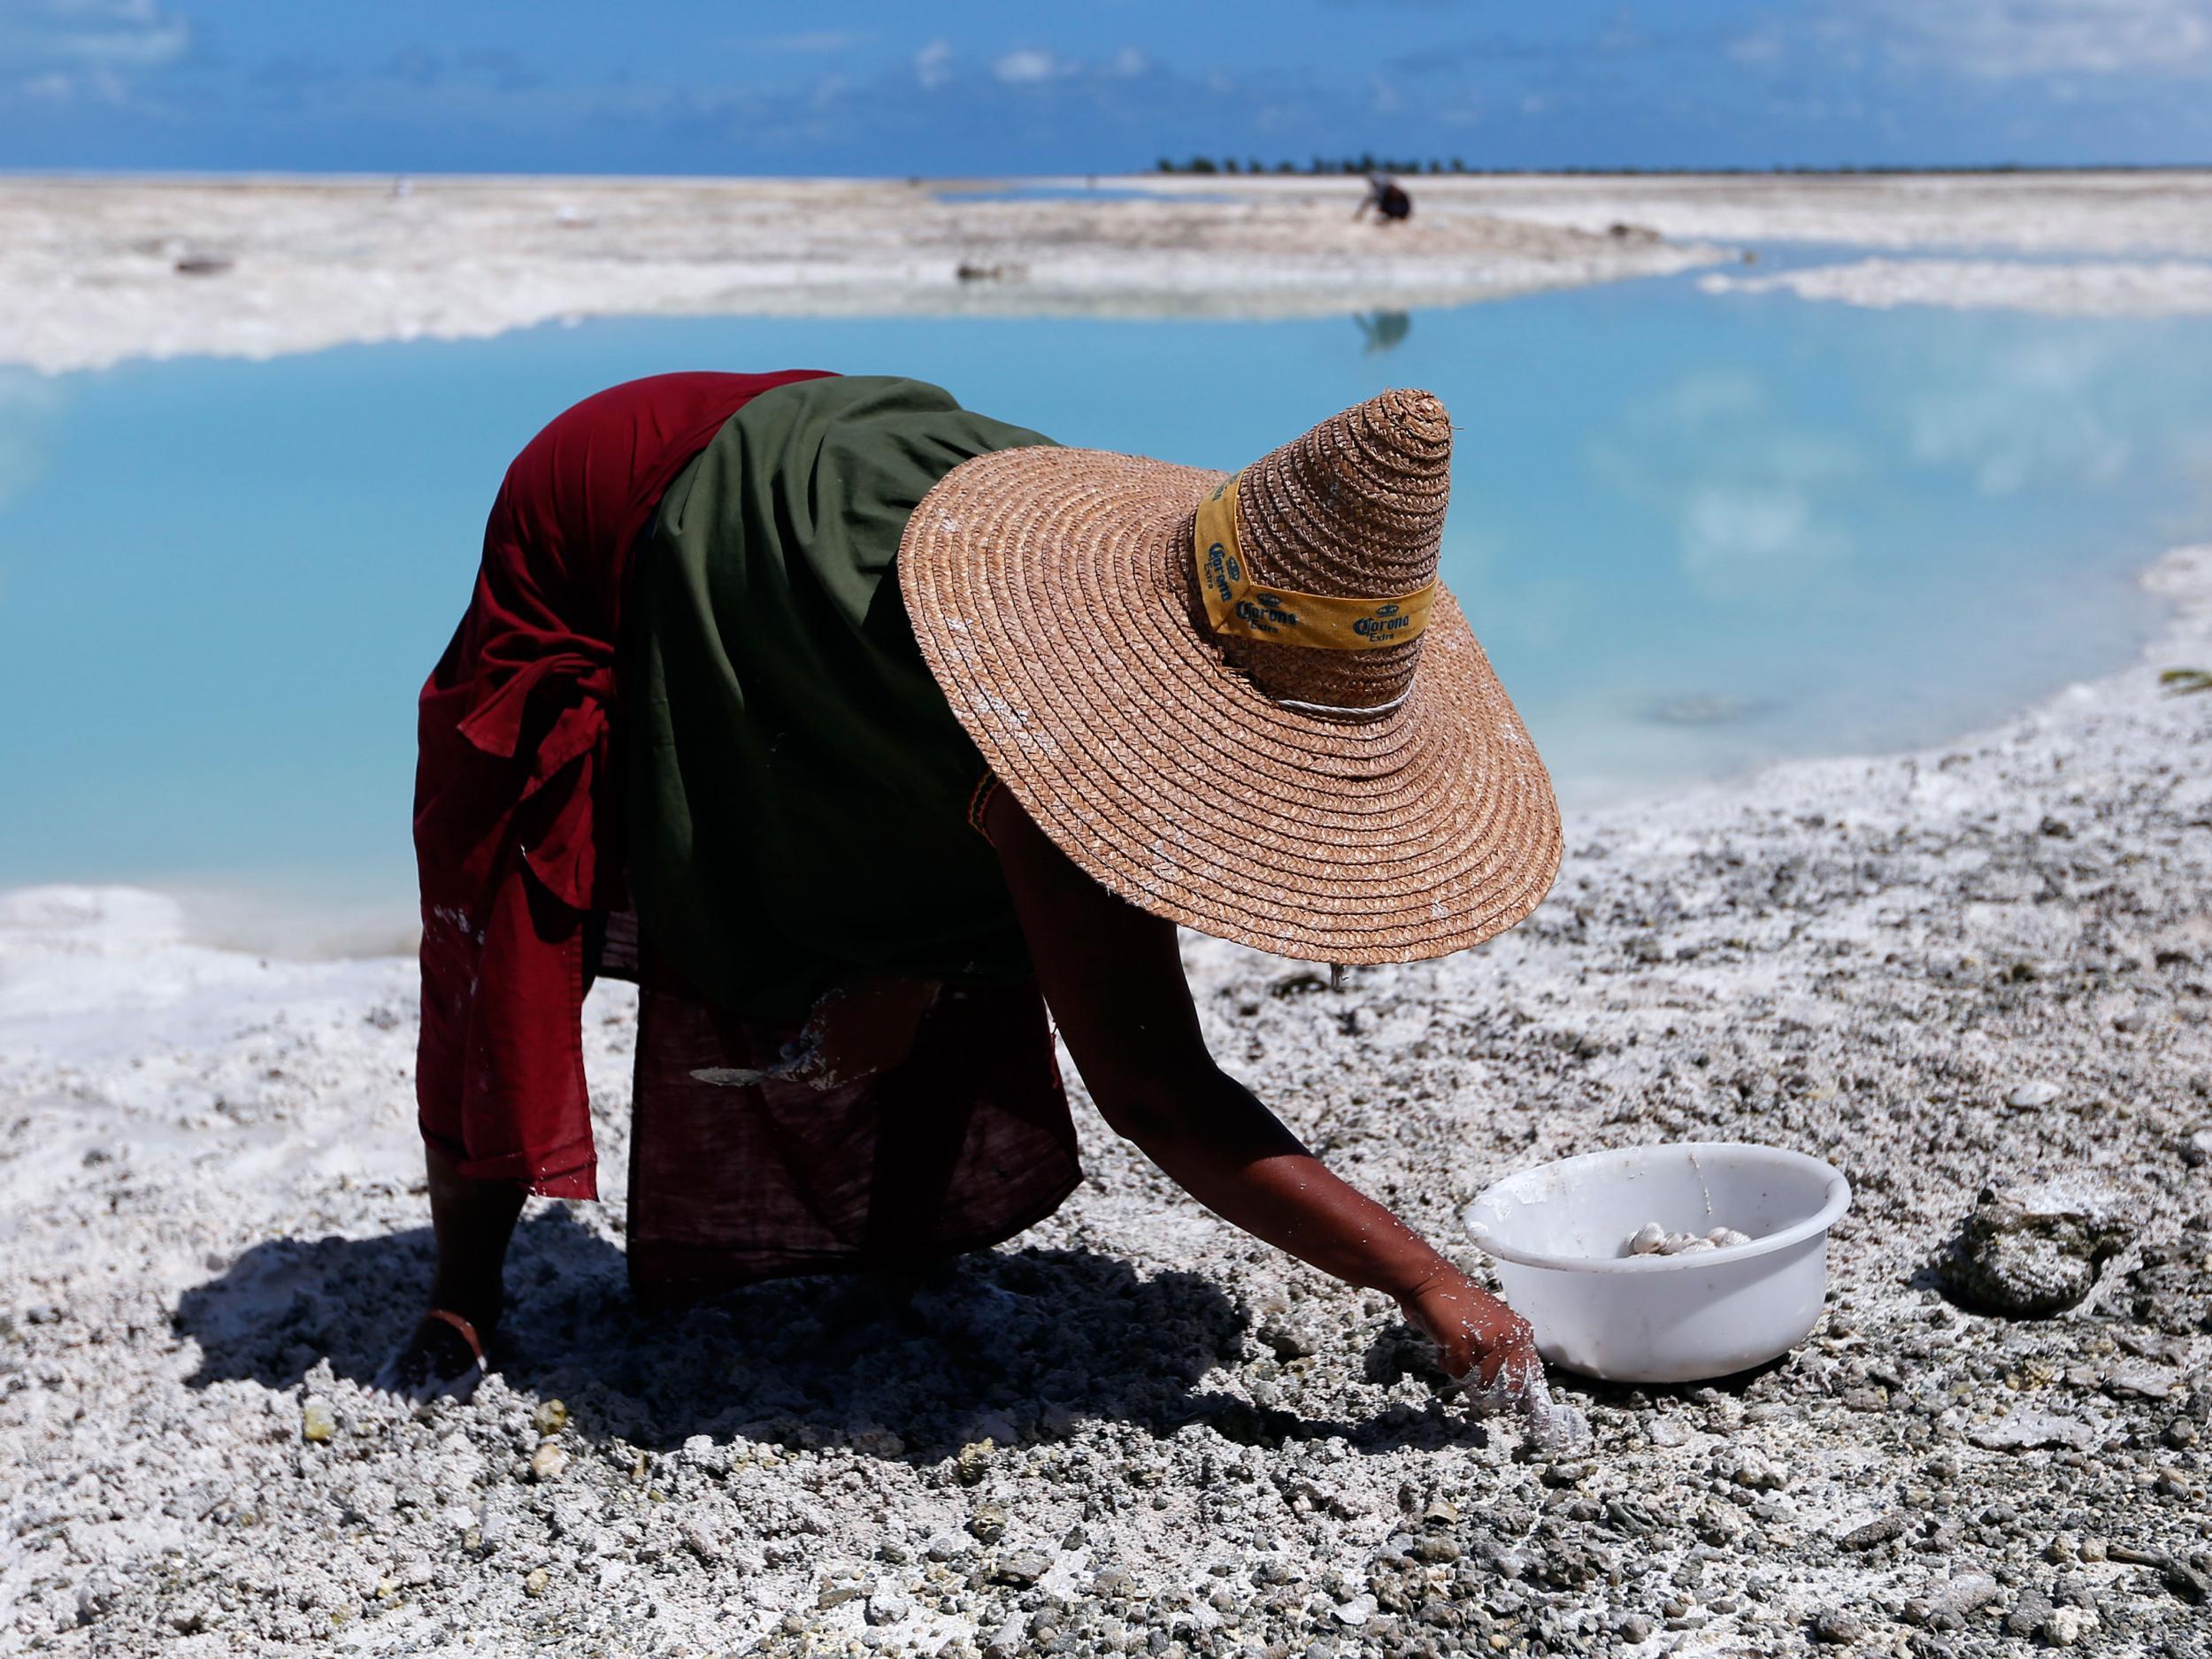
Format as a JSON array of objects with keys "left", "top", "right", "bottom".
[{"left": 764, "top": 976, "right": 942, "bottom": 1091}]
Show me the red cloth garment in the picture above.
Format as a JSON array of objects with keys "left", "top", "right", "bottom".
[{"left": 414, "top": 371, "right": 833, "bottom": 1197}]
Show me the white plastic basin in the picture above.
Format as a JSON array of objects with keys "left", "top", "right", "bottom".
[{"left": 1463, "top": 1141, "right": 1851, "bottom": 1384}]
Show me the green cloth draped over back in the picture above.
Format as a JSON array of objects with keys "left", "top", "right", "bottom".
[{"left": 625, "top": 375, "right": 1057, "bottom": 1019}]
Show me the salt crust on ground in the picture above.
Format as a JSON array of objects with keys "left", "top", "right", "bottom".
[
  {"left": 0, "top": 175, "right": 1719, "bottom": 375},
  {"left": 1698, "top": 257, "right": 2212, "bottom": 318},
  {"left": 5, "top": 543, "right": 2210, "bottom": 1654},
  {"left": 1386, "top": 170, "right": 2212, "bottom": 257},
  {"left": 6, "top": 166, "right": 2212, "bottom": 1655},
  {"left": 12, "top": 171, "right": 2212, "bottom": 377}
]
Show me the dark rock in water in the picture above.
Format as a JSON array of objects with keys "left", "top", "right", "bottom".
[
  {"left": 1943, "top": 1183, "right": 2133, "bottom": 1317},
  {"left": 173, "top": 254, "right": 234, "bottom": 276}
]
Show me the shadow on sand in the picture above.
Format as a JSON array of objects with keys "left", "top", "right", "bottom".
[{"left": 174, "top": 1210, "right": 1498, "bottom": 1459}]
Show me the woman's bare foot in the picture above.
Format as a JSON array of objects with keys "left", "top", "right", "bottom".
[
  {"left": 373, "top": 1310, "right": 490, "bottom": 1402},
  {"left": 371, "top": 1148, "right": 524, "bottom": 1403}
]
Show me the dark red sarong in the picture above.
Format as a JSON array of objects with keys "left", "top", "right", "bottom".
[{"left": 413, "top": 371, "right": 1081, "bottom": 1294}]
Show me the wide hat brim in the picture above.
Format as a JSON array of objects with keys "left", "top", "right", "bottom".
[{"left": 899, "top": 446, "right": 1563, "bottom": 964}]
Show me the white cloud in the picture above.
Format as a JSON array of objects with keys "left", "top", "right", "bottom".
[
  {"left": 0, "top": 0, "right": 188, "bottom": 70},
  {"left": 1884, "top": 0, "right": 2212, "bottom": 76},
  {"left": 1752, "top": 0, "right": 2212, "bottom": 80},
  {"left": 51, "top": 18, "right": 183, "bottom": 65},
  {"left": 750, "top": 31, "right": 874, "bottom": 54},
  {"left": 914, "top": 38, "right": 952, "bottom": 89},
  {"left": 991, "top": 48, "right": 1063, "bottom": 85},
  {"left": 1727, "top": 28, "right": 1786, "bottom": 66},
  {"left": 0, "top": 0, "right": 184, "bottom": 110},
  {"left": 15, "top": 65, "right": 126, "bottom": 103},
  {"left": 1108, "top": 46, "right": 1148, "bottom": 78}
]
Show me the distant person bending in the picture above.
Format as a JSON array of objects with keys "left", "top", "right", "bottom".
[
  {"left": 1356, "top": 173, "right": 1413, "bottom": 224},
  {"left": 385, "top": 371, "right": 1576, "bottom": 1443}
]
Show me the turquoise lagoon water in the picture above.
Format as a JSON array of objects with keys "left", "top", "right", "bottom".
[{"left": 4, "top": 275, "right": 2210, "bottom": 941}]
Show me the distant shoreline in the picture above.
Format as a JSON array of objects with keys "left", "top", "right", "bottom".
[
  {"left": 9, "top": 171, "right": 2212, "bottom": 376},
  {"left": 0, "top": 173, "right": 1725, "bottom": 375},
  {"left": 5, "top": 162, "right": 2211, "bottom": 181}
]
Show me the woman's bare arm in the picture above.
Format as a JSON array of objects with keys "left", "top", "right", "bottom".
[{"left": 985, "top": 786, "right": 1538, "bottom": 1388}]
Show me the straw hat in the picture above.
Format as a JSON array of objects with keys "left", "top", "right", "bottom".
[{"left": 898, "top": 388, "right": 1562, "bottom": 964}]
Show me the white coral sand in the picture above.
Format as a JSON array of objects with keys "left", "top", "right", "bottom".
[{"left": 7, "top": 541, "right": 2209, "bottom": 1653}]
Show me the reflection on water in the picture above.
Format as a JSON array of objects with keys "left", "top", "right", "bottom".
[
  {"left": 1355, "top": 311, "right": 1410, "bottom": 354},
  {"left": 0, "top": 370, "right": 64, "bottom": 519},
  {"left": 1, "top": 279, "right": 2209, "bottom": 914}
]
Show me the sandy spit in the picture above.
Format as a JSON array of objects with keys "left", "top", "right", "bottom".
[
  {"left": 1361, "top": 169, "right": 2212, "bottom": 257},
  {"left": 5, "top": 537, "right": 2210, "bottom": 1654},
  {"left": 1698, "top": 257, "right": 2212, "bottom": 318},
  {"left": 0, "top": 175, "right": 1722, "bottom": 376}
]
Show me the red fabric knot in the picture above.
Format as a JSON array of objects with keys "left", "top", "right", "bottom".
[{"left": 415, "top": 371, "right": 837, "bottom": 1199}]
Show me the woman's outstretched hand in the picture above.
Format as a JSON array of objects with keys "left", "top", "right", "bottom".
[{"left": 1400, "top": 1268, "right": 1591, "bottom": 1448}]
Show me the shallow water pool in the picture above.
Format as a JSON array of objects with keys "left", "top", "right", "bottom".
[{"left": 3, "top": 273, "right": 2209, "bottom": 942}]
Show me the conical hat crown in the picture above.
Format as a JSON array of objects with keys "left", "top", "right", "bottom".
[
  {"left": 899, "top": 378, "right": 1558, "bottom": 966},
  {"left": 1210, "top": 387, "right": 1451, "bottom": 718}
]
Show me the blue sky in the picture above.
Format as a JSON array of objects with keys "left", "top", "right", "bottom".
[{"left": 4, "top": 0, "right": 2211, "bottom": 173}]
